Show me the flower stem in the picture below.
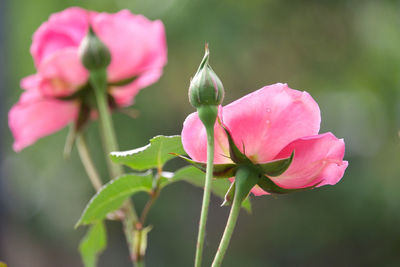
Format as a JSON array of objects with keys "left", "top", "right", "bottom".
[
  {"left": 211, "top": 188, "right": 241, "bottom": 267},
  {"left": 211, "top": 165, "right": 258, "bottom": 267},
  {"left": 194, "top": 126, "right": 215, "bottom": 267},
  {"left": 89, "top": 70, "right": 123, "bottom": 179},
  {"left": 76, "top": 134, "right": 103, "bottom": 191},
  {"left": 89, "top": 69, "right": 139, "bottom": 265}
]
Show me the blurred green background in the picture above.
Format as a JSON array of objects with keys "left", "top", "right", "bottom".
[{"left": 1, "top": 0, "right": 400, "bottom": 266}]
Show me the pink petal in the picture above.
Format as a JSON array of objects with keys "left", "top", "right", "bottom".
[
  {"left": 268, "top": 132, "right": 347, "bottom": 189},
  {"left": 110, "top": 68, "right": 163, "bottom": 107},
  {"left": 37, "top": 48, "right": 88, "bottom": 97},
  {"left": 9, "top": 90, "right": 79, "bottom": 152},
  {"left": 92, "top": 10, "right": 167, "bottom": 82},
  {"left": 31, "top": 7, "right": 90, "bottom": 67},
  {"left": 181, "top": 109, "right": 231, "bottom": 164},
  {"left": 20, "top": 74, "right": 42, "bottom": 91},
  {"left": 250, "top": 185, "right": 268, "bottom": 196},
  {"left": 222, "top": 83, "right": 321, "bottom": 163}
]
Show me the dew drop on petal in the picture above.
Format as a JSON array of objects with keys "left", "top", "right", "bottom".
[{"left": 266, "top": 108, "right": 271, "bottom": 113}]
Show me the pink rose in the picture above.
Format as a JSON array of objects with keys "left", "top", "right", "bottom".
[
  {"left": 9, "top": 7, "right": 167, "bottom": 151},
  {"left": 181, "top": 83, "right": 348, "bottom": 195}
]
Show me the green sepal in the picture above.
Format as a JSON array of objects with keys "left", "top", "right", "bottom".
[
  {"left": 110, "top": 135, "right": 185, "bottom": 171},
  {"left": 57, "top": 83, "right": 92, "bottom": 101},
  {"left": 220, "top": 124, "right": 251, "bottom": 164},
  {"left": 171, "top": 153, "right": 237, "bottom": 178},
  {"left": 257, "top": 175, "right": 321, "bottom": 194},
  {"left": 108, "top": 76, "right": 138, "bottom": 87},
  {"left": 256, "top": 151, "right": 294, "bottom": 177}
]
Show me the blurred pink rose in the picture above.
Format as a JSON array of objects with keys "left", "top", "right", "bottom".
[
  {"left": 181, "top": 83, "right": 348, "bottom": 195},
  {"left": 9, "top": 7, "right": 167, "bottom": 151}
]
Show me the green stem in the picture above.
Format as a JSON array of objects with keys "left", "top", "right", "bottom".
[
  {"left": 194, "top": 126, "right": 215, "bottom": 267},
  {"left": 89, "top": 70, "right": 139, "bottom": 266},
  {"left": 211, "top": 166, "right": 257, "bottom": 267},
  {"left": 90, "top": 70, "right": 123, "bottom": 179},
  {"left": 211, "top": 187, "right": 241, "bottom": 267},
  {"left": 140, "top": 195, "right": 156, "bottom": 226},
  {"left": 76, "top": 134, "right": 103, "bottom": 191}
]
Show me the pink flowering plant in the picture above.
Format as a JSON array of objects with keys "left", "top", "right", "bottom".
[
  {"left": 8, "top": 7, "right": 347, "bottom": 267},
  {"left": 9, "top": 7, "right": 166, "bottom": 152}
]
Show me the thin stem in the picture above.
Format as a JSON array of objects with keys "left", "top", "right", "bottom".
[
  {"left": 76, "top": 134, "right": 103, "bottom": 191},
  {"left": 123, "top": 202, "right": 136, "bottom": 258},
  {"left": 194, "top": 127, "right": 215, "bottom": 267},
  {"left": 140, "top": 195, "right": 156, "bottom": 226},
  {"left": 90, "top": 70, "right": 124, "bottom": 179},
  {"left": 211, "top": 189, "right": 241, "bottom": 267},
  {"left": 89, "top": 70, "right": 139, "bottom": 266}
]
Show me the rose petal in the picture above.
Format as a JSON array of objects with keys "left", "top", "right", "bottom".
[
  {"left": 92, "top": 10, "right": 167, "bottom": 82},
  {"left": 37, "top": 48, "right": 88, "bottom": 97},
  {"left": 9, "top": 90, "right": 79, "bottom": 152},
  {"left": 110, "top": 68, "right": 163, "bottom": 107},
  {"left": 222, "top": 83, "right": 321, "bottom": 163},
  {"left": 20, "top": 74, "right": 42, "bottom": 91},
  {"left": 31, "top": 7, "right": 90, "bottom": 66},
  {"left": 181, "top": 109, "right": 231, "bottom": 164},
  {"left": 268, "top": 132, "right": 347, "bottom": 189}
]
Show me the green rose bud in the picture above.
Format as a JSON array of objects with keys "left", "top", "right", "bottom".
[
  {"left": 79, "top": 27, "right": 111, "bottom": 70},
  {"left": 189, "top": 45, "right": 224, "bottom": 109}
]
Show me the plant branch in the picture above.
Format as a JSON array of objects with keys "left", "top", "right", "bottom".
[
  {"left": 194, "top": 126, "right": 215, "bottom": 267},
  {"left": 76, "top": 134, "right": 103, "bottom": 191},
  {"left": 211, "top": 188, "right": 241, "bottom": 267}
]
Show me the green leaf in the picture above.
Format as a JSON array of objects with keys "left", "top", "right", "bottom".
[
  {"left": 79, "top": 221, "right": 106, "bottom": 267},
  {"left": 77, "top": 172, "right": 152, "bottom": 226},
  {"left": 110, "top": 135, "right": 185, "bottom": 170},
  {"left": 172, "top": 153, "right": 237, "bottom": 178},
  {"left": 0, "top": 261, "right": 8, "bottom": 267},
  {"left": 166, "top": 166, "right": 251, "bottom": 212},
  {"left": 257, "top": 151, "right": 294, "bottom": 177}
]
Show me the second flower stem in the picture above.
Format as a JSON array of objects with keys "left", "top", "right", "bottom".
[
  {"left": 194, "top": 127, "right": 215, "bottom": 267},
  {"left": 211, "top": 186, "right": 241, "bottom": 267},
  {"left": 76, "top": 134, "right": 103, "bottom": 191}
]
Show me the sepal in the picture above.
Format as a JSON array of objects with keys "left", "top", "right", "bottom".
[
  {"left": 220, "top": 124, "right": 251, "bottom": 164},
  {"left": 257, "top": 175, "right": 321, "bottom": 194},
  {"left": 171, "top": 153, "right": 237, "bottom": 178},
  {"left": 256, "top": 151, "right": 294, "bottom": 177}
]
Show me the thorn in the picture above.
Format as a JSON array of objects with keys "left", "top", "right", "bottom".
[{"left": 205, "top": 42, "right": 209, "bottom": 52}]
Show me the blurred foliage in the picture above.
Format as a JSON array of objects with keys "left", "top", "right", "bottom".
[{"left": 1, "top": 0, "right": 400, "bottom": 266}]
